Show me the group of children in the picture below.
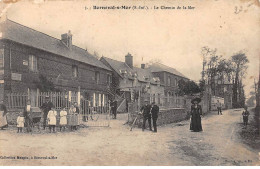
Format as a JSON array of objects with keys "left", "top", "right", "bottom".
[{"left": 16, "top": 104, "right": 80, "bottom": 133}]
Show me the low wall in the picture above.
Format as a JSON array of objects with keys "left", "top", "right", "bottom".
[
  {"left": 6, "top": 107, "right": 42, "bottom": 125},
  {"left": 6, "top": 108, "right": 23, "bottom": 125},
  {"left": 129, "top": 108, "right": 188, "bottom": 128}
]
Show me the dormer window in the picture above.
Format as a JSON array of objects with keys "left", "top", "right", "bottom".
[
  {"left": 153, "top": 77, "right": 160, "bottom": 83},
  {"left": 143, "top": 76, "right": 150, "bottom": 81},
  {"left": 119, "top": 69, "right": 127, "bottom": 74}
]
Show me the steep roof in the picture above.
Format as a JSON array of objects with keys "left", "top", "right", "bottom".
[
  {"left": 0, "top": 19, "right": 111, "bottom": 71},
  {"left": 101, "top": 56, "right": 159, "bottom": 84},
  {"left": 149, "top": 62, "right": 188, "bottom": 79},
  {"left": 101, "top": 57, "right": 132, "bottom": 78}
]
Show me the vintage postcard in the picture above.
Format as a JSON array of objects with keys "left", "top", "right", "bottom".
[{"left": 0, "top": 0, "right": 259, "bottom": 166}]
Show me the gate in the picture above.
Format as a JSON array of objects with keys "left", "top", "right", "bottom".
[{"left": 80, "top": 99, "right": 111, "bottom": 127}]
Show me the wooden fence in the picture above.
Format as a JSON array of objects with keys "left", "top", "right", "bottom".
[
  {"left": 6, "top": 91, "right": 78, "bottom": 109},
  {"left": 7, "top": 92, "right": 28, "bottom": 109}
]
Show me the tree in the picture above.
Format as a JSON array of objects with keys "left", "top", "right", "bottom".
[
  {"left": 145, "top": 58, "right": 162, "bottom": 67},
  {"left": 34, "top": 74, "right": 59, "bottom": 92},
  {"left": 178, "top": 80, "right": 201, "bottom": 96},
  {"left": 199, "top": 79, "right": 205, "bottom": 92},
  {"left": 231, "top": 52, "right": 249, "bottom": 108},
  {"left": 246, "top": 96, "right": 256, "bottom": 107}
]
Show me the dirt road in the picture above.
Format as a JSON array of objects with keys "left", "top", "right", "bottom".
[{"left": 0, "top": 109, "right": 259, "bottom": 166}]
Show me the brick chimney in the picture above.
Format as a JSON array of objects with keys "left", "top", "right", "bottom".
[
  {"left": 141, "top": 64, "right": 145, "bottom": 69},
  {"left": 125, "top": 53, "right": 133, "bottom": 69},
  {"left": 61, "top": 30, "right": 72, "bottom": 49}
]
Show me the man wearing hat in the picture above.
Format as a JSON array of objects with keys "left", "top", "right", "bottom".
[
  {"left": 110, "top": 99, "right": 118, "bottom": 119},
  {"left": 190, "top": 97, "right": 203, "bottom": 132},
  {"left": 151, "top": 102, "right": 159, "bottom": 132},
  {"left": 40, "top": 96, "right": 54, "bottom": 130},
  {"left": 216, "top": 100, "right": 222, "bottom": 115},
  {"left": 140, "top": 99, "right": 152, "bottom": 131}
]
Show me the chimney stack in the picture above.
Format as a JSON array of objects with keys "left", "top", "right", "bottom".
[
  {"left": 141, "top": 64, "right": 145, "bottom": 69},
  {"left": 125, "top": 53, "right": 133, "bottom": 69},
  {"left": 61, "top": 30, "right": 72, "bottom": 50}
]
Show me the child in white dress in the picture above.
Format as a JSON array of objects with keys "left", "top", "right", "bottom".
[
  {"left": 59, "top": 107, "right": 67, "bottom": 132},
  {"left": 17, "top": 112, "right": 25, "bottom": 133},
  {"left": 47, "top": 107, "right": 57, "bottom": 133}
]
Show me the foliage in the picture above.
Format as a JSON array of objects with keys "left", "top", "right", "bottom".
[
  {"left": 34, "top": 74, "right": 59, "bottom": 92},
  {"left": 201, "top": 47, "right": 249, "bottom": 108},
  {"left": 246, "top": 95, "right": 256, "bottom": 107},
  {"left": 199, "top": 79, "right": 205, "bottom": 92},
  {"left": 231, "top": 52, "right": 249, "bottom": 108},
  {"left": 178, "top": 79, "right": 201, "bottom": 96}
]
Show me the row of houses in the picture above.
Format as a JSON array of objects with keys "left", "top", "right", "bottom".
[{"left": 0, "top": 17, "right": 189, "bottom": 109}]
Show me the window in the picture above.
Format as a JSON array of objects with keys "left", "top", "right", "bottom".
[
  {"left": 175, "top": 78, "right": 178, "bottom": 86},
  {"left": 0, "top": 49, "right": 4, "bottom": 69},
  {"left": 93, "top": 93, "right": 96, "bottom": 107},
  {"left": 107, "top": 74, "right": 112, "bottom": 84},
  {"left": 29, "top": 55, "right": 37, "bottom": 72},
  {"left": 72, "top": 65, "right": 78, "bottom": 78},
  {"left": 99, "top": 93, "right": 102, "bottom": 106},
  {"left": 95, "top": 71, "right": 100, "bottom": 84},
  {"left": 167, "top": 76, "right": 171, "bottom": 86}
]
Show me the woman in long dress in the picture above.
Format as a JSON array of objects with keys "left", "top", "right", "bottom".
[
  {"left": 190, "top": 98, "right": 203, "bottom": 132},
  {"left": 0, "top": 103, "right": 8, "bottom": 130}
]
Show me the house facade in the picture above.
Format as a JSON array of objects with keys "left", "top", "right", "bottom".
[
  {"left": 101, "top": 54, "right": 189, "bottom": 110},
  {"left": 0, "top": 19, "right": 112, "bottom": 107},
  {"left": 100, "top": 54, "right": 165, "bottom": 110},
  {"left": 206, "top": 74, "right": 233, "bottom": 109},
  {"left": 148, "top": 63, "right": 189, "bottom": 107}
]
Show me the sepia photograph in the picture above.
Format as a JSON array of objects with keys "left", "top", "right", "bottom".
[{"left": 0, "top": 0, "right": 259, "bottom": 166}]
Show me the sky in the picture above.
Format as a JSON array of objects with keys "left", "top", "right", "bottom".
[{"left": 1, "top": 0, "right": 260, "bottom": 98}]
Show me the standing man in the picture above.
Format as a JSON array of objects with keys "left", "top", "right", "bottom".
[
  {"left": 110, "top": 99, "right": 117, "bottom": 119},
  {"left": 217, "top": 100, "right": 222, "bottom": 115},
  {"left": 151, "top": 102, "right": 159, "bottom": 133},
  {"left": 140, "top": 99, "right": 152, "bottom": 131},
  {"left": 242, "top": 106, "right": 250, "bottom": 128},
  {"left": 40, "top": 96, "right": 54, "bottom": 130}
]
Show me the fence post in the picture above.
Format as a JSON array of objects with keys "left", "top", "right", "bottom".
[
  {"left": 36, "top": 88, "right": 39, "bottom": 107},
  {"left": 27, "top": 88, "right": 30, "bottom": 101},
  {"left": 68, "top": 91, "right": 72, "bottom": 103},
  {"left": 77, "top": 86, "right": 81, "bottom": 106},
  {"left": 108, "top": 100, "right": 111, "bottom": 127}
]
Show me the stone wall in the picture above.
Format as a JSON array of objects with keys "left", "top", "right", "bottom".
[{"left": 129, "top": 108, "right": 189, "bottom": 128}]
